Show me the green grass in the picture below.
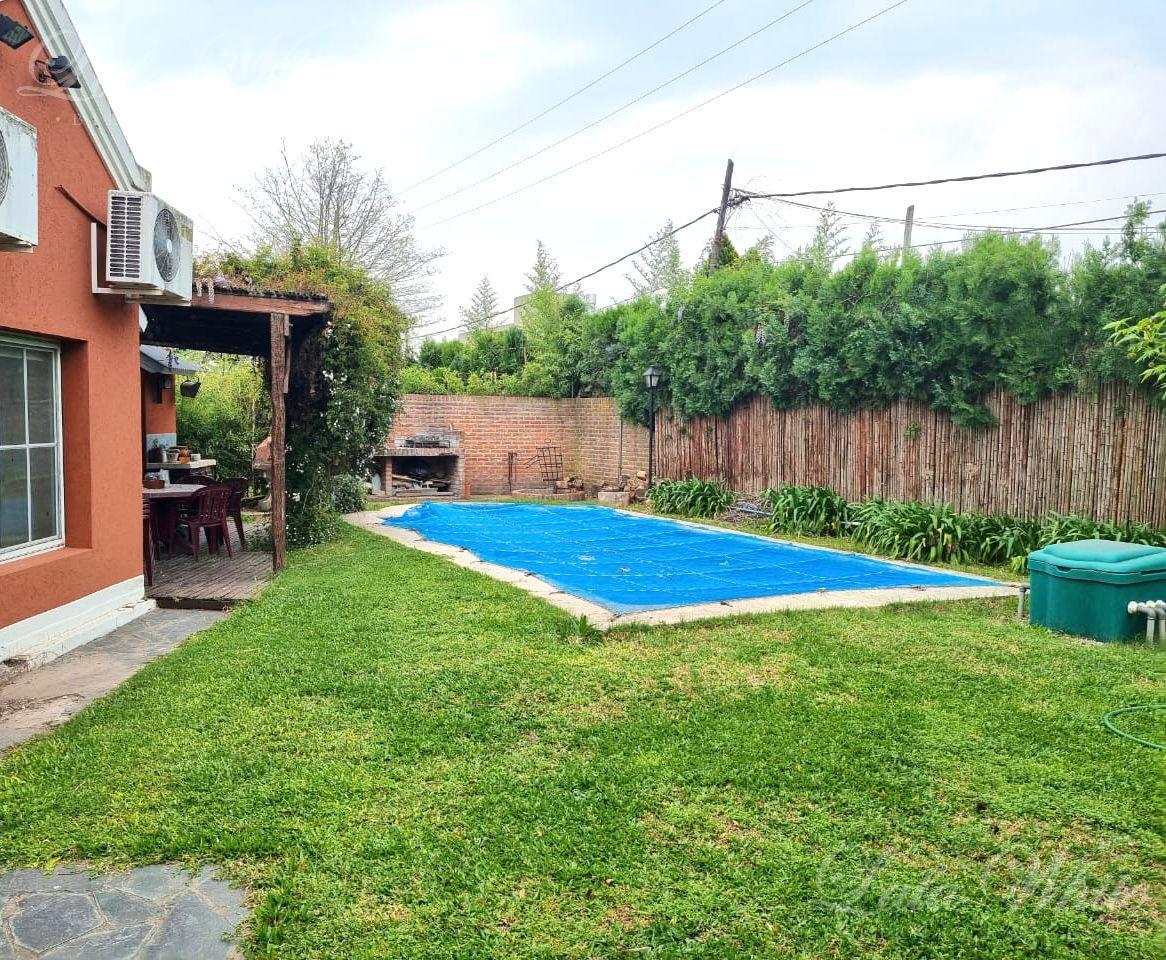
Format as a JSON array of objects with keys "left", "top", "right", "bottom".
[{"left": 0, "top": 527, "right": 1163, "bottom": 958}]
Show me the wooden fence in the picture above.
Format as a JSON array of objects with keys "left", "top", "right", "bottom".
[{"left": 654, "top": 384, "right": 1166, "bottom": 526}]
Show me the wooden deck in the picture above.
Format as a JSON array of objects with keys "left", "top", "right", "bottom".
[{"left": 148, "top": 529, "right": 274, "bottom": 609}]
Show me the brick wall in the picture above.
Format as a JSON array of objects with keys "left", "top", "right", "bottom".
[
  {"left": 573, "top": 397, "right": 650, "bottom": 487},
  {"left": 391, "top": 395, "right": 651, "bottom": 496}
]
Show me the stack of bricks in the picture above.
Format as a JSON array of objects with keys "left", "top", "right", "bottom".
[{"left": 390, "top": 395, "right": 651, "bottom": 496}]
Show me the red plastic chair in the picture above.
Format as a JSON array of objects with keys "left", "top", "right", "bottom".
[
  {"left": 175, "top": 484, "right": 233, "bottom": 560},
  {"left": 220, "top": 477, "right": 249, "bottom": 548}
]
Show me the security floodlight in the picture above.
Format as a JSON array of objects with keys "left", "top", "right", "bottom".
[
  {"left": 37, "top": 56, "right": 81, "bottom": 90},
  {"left": 0, "top": 15, "right": 33, "bottom": 50},
  {"left": 644, "top": 366, "right": 663, "bottom": 390}
]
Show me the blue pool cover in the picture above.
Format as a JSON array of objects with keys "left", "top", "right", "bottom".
[{"left": 384, "top": 503, "right": 995, "bottom": 614}]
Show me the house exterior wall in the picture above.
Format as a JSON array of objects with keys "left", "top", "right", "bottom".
[
  {"left": 389, "top": 395, "right": 650, "bottom": 496},
  {"left": 140, "top": 371, "right": 177, "bottom": 438},
  {"left": 0, "top": 0, "right": 145, "bottom": 637}
]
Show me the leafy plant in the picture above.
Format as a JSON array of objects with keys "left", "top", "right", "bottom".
[
  {"left": 649, "top": 478, "right": 733, "bottom": 518},
  {"left": 330, "top": 475, "right": 368, "bottom": 514},
  {"left": 764, "top": 484, "right": 852, "bottom": 537}
]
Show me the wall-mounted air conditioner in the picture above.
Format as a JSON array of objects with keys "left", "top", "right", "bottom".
[
  {"left": 0, "top": 106, "right": 38, "bottom": 252},
  {"left": 106, "top": 190, "right": 193, "bottom": 302}
]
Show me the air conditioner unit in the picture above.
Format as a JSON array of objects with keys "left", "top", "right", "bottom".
[
  {"left": 106, "top": 190, "right": 193, "bottom": 302},
  {"left": 0, "top": 106, "right": 38, "bottom": 252}
]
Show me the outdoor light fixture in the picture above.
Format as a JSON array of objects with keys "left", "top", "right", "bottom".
[
  {"left": 0, "top": 14, "right": 34, "bottom": 49},
  {"left": 644, "top": 366, "right": 664, "bottom": 487},
  {"left": 180, "top": 379, "right": 201, "bottom": 399},
  {"left": 36, "top": 56, "right": 81, "bottom": 90}
]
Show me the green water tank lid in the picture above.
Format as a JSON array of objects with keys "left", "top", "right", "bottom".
[{"left": 1029, "top": 539, "right": 1166, "bottom": 574}]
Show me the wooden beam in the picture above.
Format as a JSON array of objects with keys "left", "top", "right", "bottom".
[
  {"left": 194, "top": 291, "right": 331, "bottom": 317},
  {"left": 270, "top": 312, "right": 289, "bottom": 573}
]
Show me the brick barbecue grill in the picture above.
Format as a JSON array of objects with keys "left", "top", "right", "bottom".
[{"left": 378, "top": 431, "right": 464, "bottom": 499}]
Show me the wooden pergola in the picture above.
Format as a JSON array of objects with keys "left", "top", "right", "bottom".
[{"left": 142, "top": 285, "right": 332, "bottom": 571}]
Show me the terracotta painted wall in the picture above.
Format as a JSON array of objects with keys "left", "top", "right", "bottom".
[
  {"left": 390, "top": 395, "right": 650, "bottom": 496},
  {"left": 141, "top": 370, "right": 177, "bottom": 435},
  {"left": 0, "top": 0, "right": 143, "bottom": 629}
]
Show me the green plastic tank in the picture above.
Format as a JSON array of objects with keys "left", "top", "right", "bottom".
[{"left": 1027, "top": 539, "right": 1166, "bottom": 642}]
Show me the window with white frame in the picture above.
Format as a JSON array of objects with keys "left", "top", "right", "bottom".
[{"left": 0, "top": 336, "right": 64, "bottom": 560}]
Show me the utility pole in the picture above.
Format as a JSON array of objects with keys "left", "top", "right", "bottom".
[
  {"left": 900, "top": 204, "right": 915, "bottom": 263},
  {"left": 709, "top": 158, "right": 735, "bottom": 272}
]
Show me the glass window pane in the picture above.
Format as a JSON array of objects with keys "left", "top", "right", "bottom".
[
  {"left": 29, "top": 447, "right": 58, "bottom": 542},
  {"left": 0, "top": 448, "right": 29, "bottom": 549},
  {"left": 0, "top": 347, "right": 25, "bottom": 446},
  {"left": 25, "top": 350, "right": 55, "bottom": 444}
]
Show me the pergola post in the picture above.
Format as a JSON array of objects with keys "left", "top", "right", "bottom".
[{"left": 270, "top": 312, "right": 290, "bottom": 572}]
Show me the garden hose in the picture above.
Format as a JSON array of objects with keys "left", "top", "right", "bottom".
[{"left": 1102, "top": 704, "right": 1166, "bottom": 751}]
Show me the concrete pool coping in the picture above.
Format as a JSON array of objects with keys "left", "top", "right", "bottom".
[{"left": 347, "top": 504, "right": 1016, "bottom": 630}]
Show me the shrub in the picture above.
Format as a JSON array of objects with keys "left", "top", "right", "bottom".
[
  {"left": 649, "top": 478, "right": 734, "bottom": 518},
  {"left": 330, "top": 475, "right": 367, "bottom": 514},
  {"left": 764, "top": 484, "right": 851, "bottom": 537},
  {"left": 760, "top": 481, "right": 1166, "bottom": 569}
]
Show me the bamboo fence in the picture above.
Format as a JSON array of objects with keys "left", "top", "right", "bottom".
[{"left": 654, "top": 384, "right": 1166, "bottom": 525}]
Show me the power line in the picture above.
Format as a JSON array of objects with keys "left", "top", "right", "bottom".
[
  {"left": 410, "top": 0, "right": 821, "bottom": 214},
  {"left": 924, "top": 191, "right": 1166, "bottom": 221},
  {"left": 399, "top": 0, "right": 735, "bottom": 195},
  {"left": 761, "top": 195, "right": 1160, "bottom": 234},
  {"left": 828, "top": 208, "right": 1166, "bottom": 263},
  {"left": 733, "top": 152, "right": 1166, "bottom": 201},
  {"left": 414, "top": 206, "right": 719, "bottom": 339},
  {"left": 418, "top": 0, "right": 912, "bottom": 231}
]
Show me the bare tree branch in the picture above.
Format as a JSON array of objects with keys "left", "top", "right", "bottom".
[{"left": 238, "top": 138, "right": 445, "bottom": 318}]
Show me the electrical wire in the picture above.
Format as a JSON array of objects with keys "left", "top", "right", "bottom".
[
  {"left": 413, "top": 206, "right": 719, "bottom": 339},
  {"left": 418, "top": 0, "right": 912, "bottom": 231},
  {"left": 399, "top": 0, "right": 735, "bottom": 195},
  {"left": 733, "top": 152, "right": 1166, "bottom": 201},
  {"left": 410, "top": 0, "right": 821, "bottom": 213},
  {"left": 760, "top": 195, "right": 1163, "bottom": 234}
]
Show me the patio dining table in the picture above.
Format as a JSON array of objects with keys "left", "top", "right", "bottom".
[{"left": 143, "top": 484, "right": 204, "bottom": 556}]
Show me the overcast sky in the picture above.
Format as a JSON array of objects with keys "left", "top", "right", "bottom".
[{"left": 59, "top": 0, "right": 1166, "bottom": 337}]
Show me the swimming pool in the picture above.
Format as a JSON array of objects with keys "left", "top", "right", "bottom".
[{"left": 383, "top": 502, "right": 997, "bottom": 614}]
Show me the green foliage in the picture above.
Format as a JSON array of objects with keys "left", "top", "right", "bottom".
[
  {"left": 410, "top": 213, "right": 1166, "bottom": 425},
  {"left": 764, "top": 484, "right": 851, "bottom": 537},
  {"left": 1108, "top": 286, "right": 1166, "bottom": 397},
  {"left": 763, "top": 483, "right": 1166, "bottom": 568},
  {"left": 330, "top": 474, "right": 367, "bottom": 514},
  {"left": 649, "top": 478, "right": 733, "bottom": 518},
  {"left": 208, "top": 245, "right": 405, "bottom": 546},
  {"left": 176, "top": 354, "right": 268, "bottom": 482}
]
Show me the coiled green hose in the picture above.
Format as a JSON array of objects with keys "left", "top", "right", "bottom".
[{"left": 1103, "top": 704, "right": 1166, "bottom": 751}]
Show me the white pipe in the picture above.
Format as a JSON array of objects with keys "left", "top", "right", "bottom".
[
  {"left": 1128, "top": 601, "right": 1163, "bottom": 644},
  {"left": 1017, "top": 584, "right": 1030, "bottom": 623}
]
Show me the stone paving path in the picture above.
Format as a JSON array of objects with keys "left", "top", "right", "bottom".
[
  {"left": 0, "top": 610, "right": 226, "bottom": 753},
  {"left": 0, "top": 865, "right": 247, "bottom": 958}
]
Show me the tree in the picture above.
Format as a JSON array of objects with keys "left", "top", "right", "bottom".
[
  {"left": 525, "top": 240, "right": 562, "bottom": 292},
  {"left": 627, "top": 220, "right": 686, "bottom": 296},
  {"left": 1108, "top": 288, "right": 1166, "bottom": 397},
  {"left": 806, "top": 202, "right": 849, "bottom": 264},
  {"left": 238, "top": 138, "right": 443, "bottom": 318},
  {"left": 459, "top": 276, "right": 500, "bottom": 335}
]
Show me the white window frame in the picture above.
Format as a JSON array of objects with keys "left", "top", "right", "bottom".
[{"left": 0, "top": 333, "right": 65, "bottom": 563}]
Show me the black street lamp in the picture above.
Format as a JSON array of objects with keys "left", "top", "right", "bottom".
[{"left": 644, "top": 366, "right": 663, "bottom": 488}]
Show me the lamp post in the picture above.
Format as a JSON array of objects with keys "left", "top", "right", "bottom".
[{"left": 644, "top": 366, "right": 663, "bottom": 488}]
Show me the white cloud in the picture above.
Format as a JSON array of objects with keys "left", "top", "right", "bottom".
[{"left": 65, "top": 0, "right": 1166, "bottom": 333}]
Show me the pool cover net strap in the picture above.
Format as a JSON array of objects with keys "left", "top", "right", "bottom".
[{"left": 384, "top": 503, "right": 994, "bottom": 614}]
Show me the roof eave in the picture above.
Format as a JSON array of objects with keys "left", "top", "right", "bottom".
[{"left": 21, "top": 0, "right": 149, "bottom": 192}]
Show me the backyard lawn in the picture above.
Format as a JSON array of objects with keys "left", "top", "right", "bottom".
[{"left": 0, "top": 526, "right": 1162, "bottom": 958}]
